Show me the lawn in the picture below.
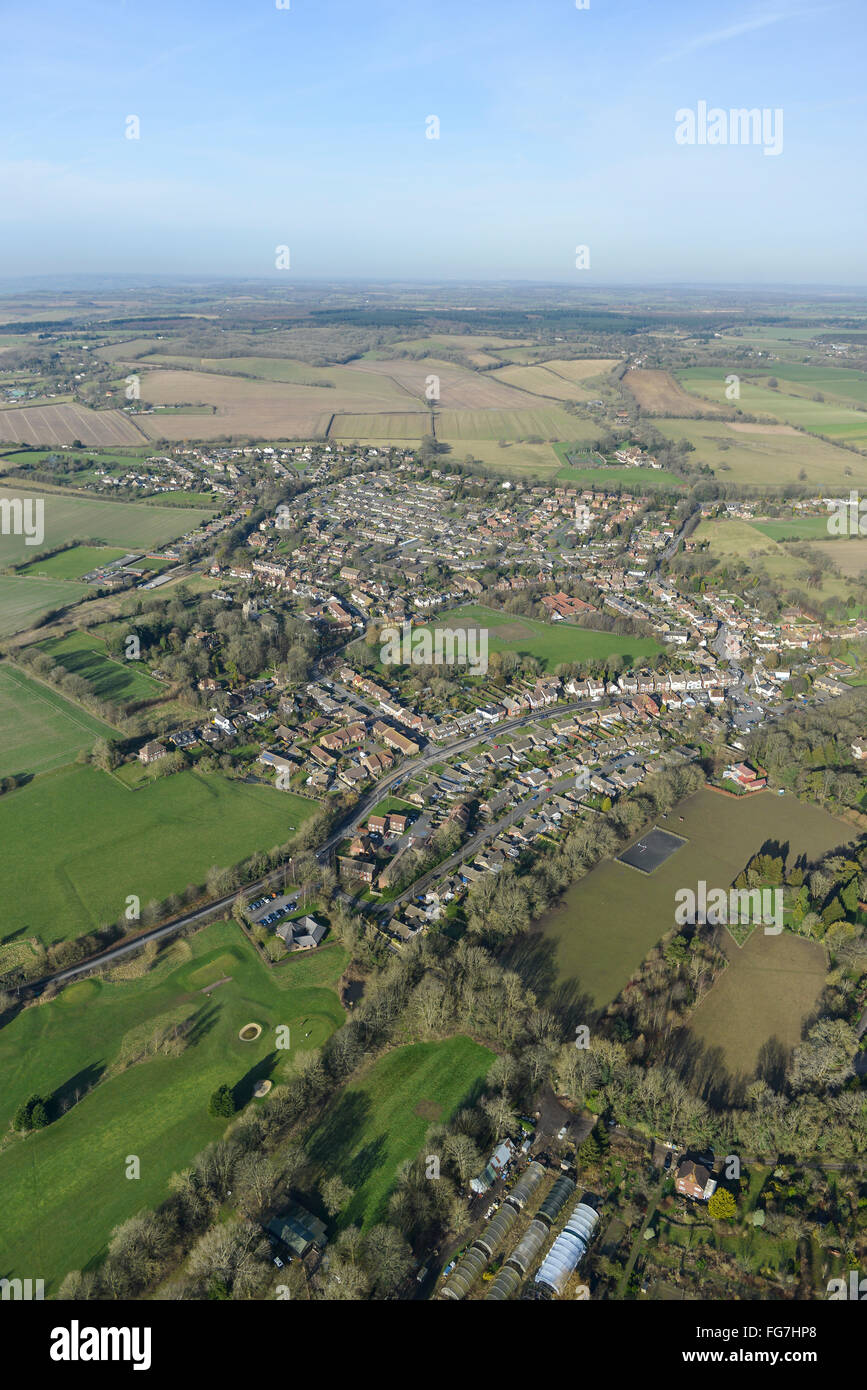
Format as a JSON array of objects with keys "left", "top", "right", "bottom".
[
  {"left": 0, "top": 763, "right": 320, "bottom": 943},
  {"left": 0, "top": 484, "right": 215, "bottom": 569},
  {"left": 533, "top": 787, "right": 854, "bottom": 1011},
  {"left": 39, "top": 629, "right": 165, "bottom": 704},
  {"left": 305, "top": 1037, "right": 495, "bottom": 1228},
  {"left": 19, "top": 545, "right": 130, "bottom": 581},
  {"left": 0, "top": 662, "right": 118, "bottom": 778},
  {"left": 0, "top": 574, "right": 89, "bottom": 636},
  {"left": 0, "top": 920, "right": 346, "bottom": 1291},
  {"left": 421, "top": 604, "right": 662, "bottom": 671}
]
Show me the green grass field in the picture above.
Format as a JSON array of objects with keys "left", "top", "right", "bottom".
[
  {"left": 0, "top": 663, "right": 119, "bottom": 778},
  {"left": 652, "top": 418, "right": 867, "bottom": 488},
  {"left": 20, "top": 545, "right": 129, "bottom": 581},
  {"left": 39, "top": 630, "right": 164, "bottom": 704},
  {"left": 305, "top": 1037, "right": 495, "bottom": 1228},
  {"left": 677, "top": 369, "right": 867, "bottom": 448},
  {"left": 441, "top": 438, "right": 562, "bottom": 474},
  {"left": 0, "top": 484, "right": 215, "bottom": 569},
  {"left": 535, "top": 787, "right": 853, "bottom": 1010},
  {"left": 0, "top": 574, "right": 89, "bottom": 636},
  {"left": 0, "top": 920, "right": 346, "bottom": 1291},
  {"left": 422, "top": 604, "right": 661, "bottom": 671},
  {"left": 435, "top": 405, "right": 585, "bottom": 441},
  {"left": 749, "top": 516, "right": 835, "bottom": 541},
  {"left": 0, "top": 764, "right": 320, "bottom": 943},
  {"left": 694, "top": 518, "right": 854, "bottom": 606}
]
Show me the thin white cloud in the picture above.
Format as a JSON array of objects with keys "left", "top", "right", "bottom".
[{"left": 658, "top": 6, "right": 809, "bottom": 63}]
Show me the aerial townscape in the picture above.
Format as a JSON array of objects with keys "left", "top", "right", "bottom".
[{"left": 0, "top": 0, "right": 865, "bottom": 1355}]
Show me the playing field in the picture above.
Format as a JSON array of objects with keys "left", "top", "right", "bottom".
[
  {"left": 0, "top": 662, "right": 119, "bottom": 778},
  {"left": 0, "top": 920, "right": 347, "bottom": 1291},
  {"left": 39, "top": 629, "right": 164, "bottom": 704},
  {"left": 20, "top": 544, "right": 130, "bottom": 581},
  {"left": 424, "top": 604, "right": 661, "bottom": 671},
  {"left": 0, "top": 764, "right": 320, "bottom": 943},
  {"left": 0, "top": 484, "right": 214, "bottom": 568},
  {"left": 305, "top": 1036, "right": 495, "bottom": 1228},
  {"left": 555, "top": 462, "right": 685, "bottom": 490},
  {"left": 688, "top": 929, "right": 827, "bottom": 1079},
  {"left": 534, "top": 787, "right": 853, "bottom": 1010},
  {"left": 0, "top": 574, "right": 90, "bottom": 636}
]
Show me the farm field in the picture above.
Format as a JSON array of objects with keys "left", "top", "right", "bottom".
[
  {"left": 440, "top": 438, "right": 561, "bottom": 474},
  {"left": 534, "top": 788, "right": 852, "bottom": 1011},
  {"left": 488, "top": 359, "right": 616, "bottom": 401},
  {"left": 0, "top": 403, "right": 147, "bottom": 447},
  {"left": 0, "top": 920, "right": 346, "bottom": 1291},
  {"left": 652, "top": 419, "right": 867, "bottom": 487},
  {"left": 688, "top": 929, "right": 826, "bottom": 1079},
  {"left": 435, "top": 405, "right": 587, "bottom": 441},
  {"left": 541, "top": 357, "right": 620, "bottom": 383},
  {"left": 131, "top": 354, "right": 419, "bottom": 399},
  {"left": 38, "top": 629, "right": 165, "bottom": 704},
  {"left": 734, "top": 362, "right": 867, "bottom": 408},
  {"left": 135, "top": 369, "right": 343, "bottom": 441},
  {"left": 0, "top": 484, "right": 214, "bottom": 568},
  {"left": 694, "top": 517, "right": 854, "bottom": 605},
  {"left": 329, "top": 413, "right": 428, "bottom": 441},
  {"left": 799, "top": 537, "right": 867, "bottom": 578},
  {"left": 0, "top": 764, "right": 319, "bottom": 944},
  {"left": 0, "top": 662, "right": 118, "bottom": 778},
  {"left": 0, "top": 574, "right": 88, "bottom": 636},
  {"left": 625, "top": 369, "right": 731, "bottom": 415},
  {"left": 375, "top": 334, "right": 522, "bottom": 356},
  {"left": 305, "top": 1037, "right": 495, "bottom": 1229},
  {"left": 344, "top": 357, "right": 537, "bottom": 410},
  {"left": 677, "top": 369, "right": 867, "bottom": 447},
  {"left": 423, "top": 604, "right": 661, "bottom": 671},
  {"left": 20, "top": 545, "right": 129, "bottom": 581}
]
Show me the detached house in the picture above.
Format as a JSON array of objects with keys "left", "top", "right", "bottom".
[{"left": 675, "top": 1159, "right": 717, "bottom": 1202}]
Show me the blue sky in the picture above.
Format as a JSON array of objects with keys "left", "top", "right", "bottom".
[{"left": 0, "top": 0, "right": 864, "bottom": 283}]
